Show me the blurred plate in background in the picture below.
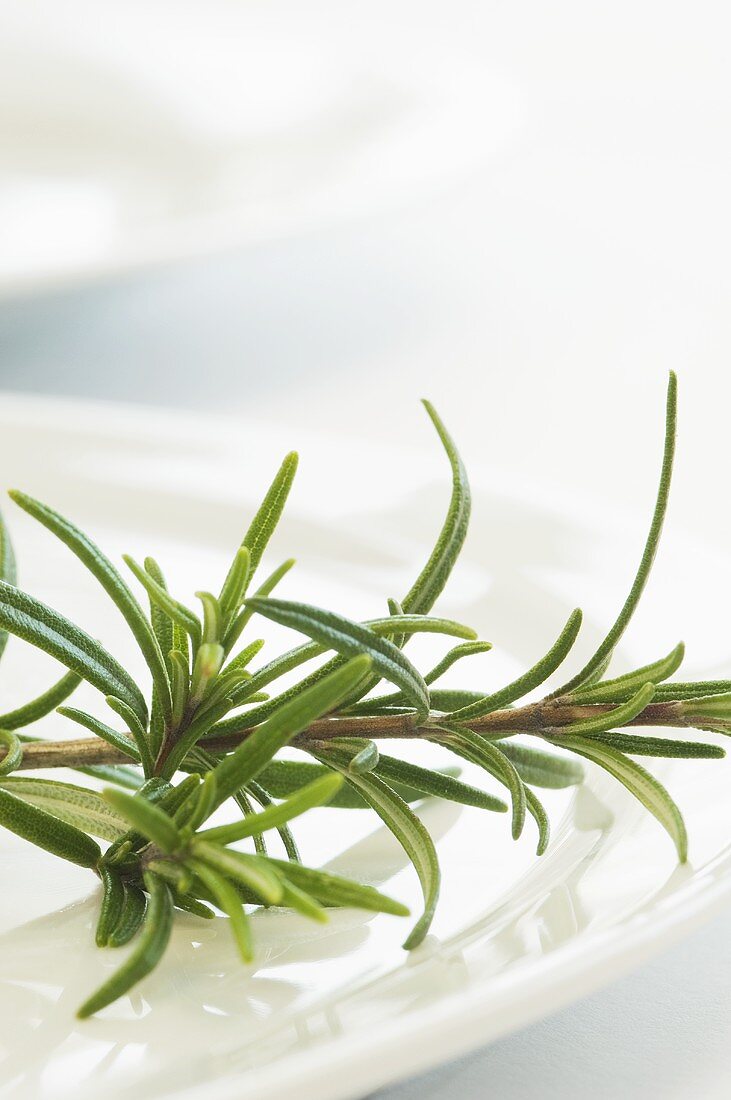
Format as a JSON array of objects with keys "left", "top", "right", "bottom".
[{"left": 0, "top": 0, "right": 520, "bottom": 298}]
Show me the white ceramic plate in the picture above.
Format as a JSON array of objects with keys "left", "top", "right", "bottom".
[
  {"left": 0, "top": 394, "right": 729, "bottom": 1100},
  {"left": 0, "top": 1, "right": 519, "bottom": 299}
]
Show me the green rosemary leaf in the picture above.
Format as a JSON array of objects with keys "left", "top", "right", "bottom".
[
  {"left": 581, "top": 732, "right": 725, "bottom": 758},
  {"left": 424, "top": 640, "right": 493, "bottom": 685},
  {"left": 105, "top": 695, "right": 154, "bottom": 775},
  {"left": 567, "top": 642, "right": 685, "bottom": 704},
  {"left": 224, "top": 558, "right": 296, "bottom": 653},
  {"left": 187, "top": 858, "right": 253, "bottom": 961},
  {"left": 654, "top": 680, "right": 731, "bottom": 701},
  {"left": 0, "top": 776, "right": 128, "bottom": 841},
  {"left": 244, "top": 599, "right": 431, "bottom": 723},
  {"left": 96, "top": 865, "right": 125, "bottom": 946},
  {"left": 75, "top": 764, "right": 142, "bottom": 790},
  {"left": 497, "top": 743, "right": 585, "bottom": 789},
  {"left": 239, "top": 452, "right": 299, "bottom": 580},
  {"left": 181, "top": 771, "right": 218, "bottom": 833},
  {"left": 144, "top": 557, "right": 174, "bottom": 758},
  {"left": 9, "top": 491, "right": 172, "bottom": 723},
  {"left": 223, "top": 639, "right": 265, "bottom": 677},
  {"left": 173, "top": 893, "right": 215, "bottom": 920},
  {"left": 202, "top": 654, "right": 373, "bottom": 806},
  {"left": 556, "top": 682, "right": 656, "bottom": 736},
  {"left": 557, "top": 734, "right": 688, "bottom": 861},
  {"left": 218, "top": 547, "right": 251, "bottom": 624},
  {"left": 108, "top": 883, "right": 147, "bottom": 947},
  {"left": 430, "top": 727, "right": 527, "bottom": 840},
  {"left": 199, "top": 772, "right": 343, "bottom": 844},
  {"left": 77, "top": 873, "right": 173, "bottom": 1017},
  {"left": 0, "top": 581, "right": 147, "bottom": 724},
  {"left": 551, "top": 372, "right": 677, "bottom": 696},
  {"left": 525, "top": 788, "right": 550, "bottom": 855},
  {"left": 401, "top": 401, "right": 470, "bottom": 615},
  {"left": 0, "top": 785, "right": 100, "bottom": 867},
  {"left": 0, "top": 729, "right": 22, "bottom": 775},
  {"left": 446, "top": 609, "right": 583, "bottom": 722},
  {"left": 170, "top": 649, "right": 189, "bottom": 727},
  {"left": 263, "top": 858, "right": 410, "bottom": 916},
  {"left": 311, "top": 747, "right": 439, "bottom": 949},
  {"left": 254, "top": 759, "right": 468, "bottom": 809},
  {"left": 0, "top": 508, "right": 17, "bottom": 660},
  {"left": 104, "top": 788, "right": 183, "bottom": 854},
  {"left": 277, "top": 878, "right": 328, "bottom": 923},
  {"left": 341, "top": 738, "right": 380, "bottom": 775},
  {"left": 192, "top": 843, "right": 284, "bottom": 904},
  {"left": 0, "top": 671, "right": 80, "bottom": 729},
  {"left": 123, "top": 555, "right": 202, "bottom": 648},
  {"left": 373, "top": 753, "right": 508, "bottom": 812},
  {"left": 57, "top": 706, "right": 140, "bottom": 761},
  {"left": 246, "top": 779, "right": 301, "bottom": 862}
]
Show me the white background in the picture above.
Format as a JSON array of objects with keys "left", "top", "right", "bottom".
[{"left": 1, "top": 2, "right": 731, "bottom": 1096}]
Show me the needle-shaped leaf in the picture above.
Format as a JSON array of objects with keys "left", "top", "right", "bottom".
[
  {"left": 424, "top": 640, "right": 493, "bottom": 685},
  {"left": 9, "top": 491, "right": 172, "bottom": 723},
  {"left": 578, "top": 732, "right": 725, "bottom": 759},
  {"left": 0, "top": 785, "right": 101, "bottom": 867},
  {"left": 201, "top": 655, "right": 373, "bottom": 804},
  {"left": 77, "top": 873, "right": 173, "bottom": 1017},
  {"left": 554, "top": 683, "right": 655, "bottom": 737},
  {"left": 218, "top": 547, "right": 250, "bottom": 623},
  {"left": 447, "top": 609, "right": 583, "bottom": 722},
  {"left": 144, "top": 557, "right": 174, "bottom": 758},
  {"left": 193, "top": 843, "right": 284, "bottom": 904},
  {"left": 524, "top": 788, "right": 550, "bottom": 855},
  {"left": 263, "top": 858, "right": 410, "bottom": 915},
  {"left": 123, "top": 555, "right": 201, "bottom": 648},
  {"left": 254, "top": 758, "right": 467, "bottom": 809},
  {"left": 0, "top": 776, "right": 128, "bottom": 841},
  {"left": 96, "top": 865, "right": 125, "bottom": 946},
  {"left": 238, "top": 452, "right": 298, "bottom": 580},
  {"left": 654, "top": 679, "right": 731, "bottom": 701},
  {"left": 224, "top": 558, "right": 296, "bottom": 652},
  {"left": 0, "top": 730, "right": 22, "bottom": 775},
  {"left": 243, "top": 598, "right": 432, "bottom": 723},
  {"left": 108, "top": 883, "right": 147, "bottom": 947},
  {"left": 430, "top": 726, "right": 527, "bottom": 840},
  {"left": 311, "top": 746, "right": 439, "bottom": 949},
  {"left": 401, "top": 401, "right": 471, "bottom": 615},
  {"left": 0, "top": 508, "right": 16, "bottom": 660},
  {"left": 105, "top": 696, "right": 154, "bottom": 775},
  {"left": 497, "top": 742, "right": 585, "bottom": 789},
  {"left": 246, "top": 779, "right": 300, "bottom": 862},
  {"left": 0, "top": 581, "right": 148, "bottom": 724},
  {"left": 58, "top": 706, "right": 141, "bottom": 761},
  {"left": 0, "top": 671, "right": 80, "bottom": 729},
  {"left": 557, "top": 734, "right": 688, "bottom": 861},
  {"left": 373, "top": 753, "right": 508, "bottom": 812},
  {"left": 568, "top": 642, "right": 685, "bottom": 704},
  {"left": 187, "top": 858, "right": 253, "bottom": 961},
  {"left": 103, "top": 788, "right": 183, "bottom": 854},
  {"left": 199, "top": 772, "right": 343, "bottom": 844},
  {"left": 551, "top": 372, "right": 677, "bottom": 695}
]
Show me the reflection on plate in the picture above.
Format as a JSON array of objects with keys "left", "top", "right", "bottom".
[{"left": 0, "top": 393, "right": 729, "bottom": 1100}]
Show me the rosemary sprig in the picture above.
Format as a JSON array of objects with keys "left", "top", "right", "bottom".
[{"left": 0, "top": 373, "right": 727, "bottom": 1018}]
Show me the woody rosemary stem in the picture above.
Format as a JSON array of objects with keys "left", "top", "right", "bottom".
[{"left": 6, "top": 699, "right": 689, "bottom": 772}]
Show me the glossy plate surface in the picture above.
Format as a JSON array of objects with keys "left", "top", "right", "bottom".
[{"left": 0, "top": 395, "right": 729, "bottom": 1100}]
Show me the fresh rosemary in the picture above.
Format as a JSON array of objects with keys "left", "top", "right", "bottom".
[{"left": 0, "top": 372, "right": 727, "bottom": 1017}]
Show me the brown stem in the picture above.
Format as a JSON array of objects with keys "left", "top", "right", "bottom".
[{"left": 4, "top": 700, "right": 689, "bottom": 773}]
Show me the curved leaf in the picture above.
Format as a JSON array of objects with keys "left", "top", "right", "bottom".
[
  {"left": 10, "top": 491, "right": 171, "bottom": 723},
  {"left": 0, "top": 581, "right": 147, "bottom": 724}
]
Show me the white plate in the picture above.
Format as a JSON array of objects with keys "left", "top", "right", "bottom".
[
  {"left": 0, "top": 1, "right": 519, "bottom": 299},
  {"left": 0, "top": 394, "right": 729, "bottom": 1100}
]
